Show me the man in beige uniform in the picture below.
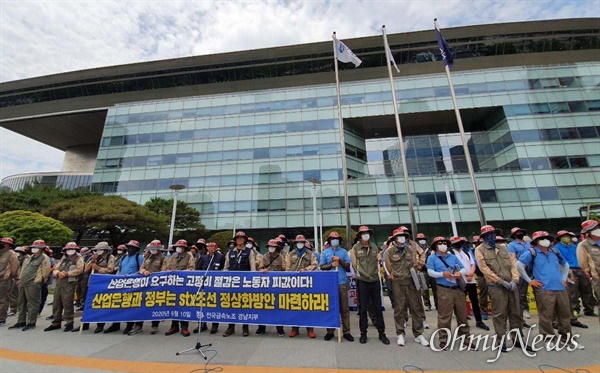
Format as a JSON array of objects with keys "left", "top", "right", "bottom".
[
  {"left": 44, "top": 242, "right": 84, "bottom": 332},
  {"left": 74, "top": 242, "right": 116, "bottom": 333},
  {"left": 129, "top": 240, "right": 168, "bottom": 336},
  {"left": 576, "top": 219, "right": 600, "bottom": 323},
  {"left": 475, "top": 225, "right": 530, "bottom": 352},
  {"left": 286, "top": 234, "right": 318, "bottom": 338},
  {"left": 256, "top": 239, "right": 286, "bottom": 336},
  {"left": 164, "top": 239, "right": 195, "bottom": 337},
  {"left": 385, "top": 229, "right": 429, "bottom": 347},
  {"left": 9, "top": 240, "right": 51, "bottom": 331},
  {"left": 0, "top": 237, "right": 19, "bottom": 326},
  {"left": 8, "top": 246, "right": 29, "bottom": 317},
  {"left": 399, "top": 226, "right": 430, "bottom": 330}
]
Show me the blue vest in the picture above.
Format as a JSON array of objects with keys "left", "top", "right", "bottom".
[{"left": 228, "top": 247, "right": 252, "bottom": 271}]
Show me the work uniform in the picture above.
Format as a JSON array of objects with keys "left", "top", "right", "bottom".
[
  {"left": 350, "top": 241, "right": 386, "bottom": 337},
  {"left": 576, "top": 236, "right": 600, "bottom": 320},
  {"left": 196, "top": 250, "right": 225, "bottom": 333},
  {"left": 320, "top": 245, "right": 352, "bottom": 337},
  {"left": 9, "top": 252, "right": 29, "bottom": 315},
  {"left": 165, "top": 250, "right": 194, "bottom": 331},
  {"left": 417, "top": 243, "right": 433, "bottom": 309},
  {"left": 76, "top": 253, "right": 94, "bottom": 308},
  {"left": 16, "top": 253, "right": 51, "bottom": 327},
  {"left": 426, "top": 252, "right": 469, "bottom": 346},
  {"left": 136, "top": 251, "right": 167, "bottom": 330},
  {"left": 556, "top": 241, "right": 595, "bottom": 317},
  {"left": 508, "top": 239, "right": 531, "bottom": 313},
  {"left": 223, "top": 244, "right": 256, "bottom": 336},
  {"left": 257, "top": 249, "right": 286, "bottom": 335},
  {"left": 50, "top": 253, "right": 84, "bottom": 327},
  {"left": 286, "top": 246, "right": 318, "bottom": 336},
  {"left": 80, "top": 251, "right": 116, "bottom": 332},
  {"left": 424, "top": 248, "right": 438, "bottom": 309},
  {"left": 0, "top": 248, "right": 19, "bottom": 323},
  {"left": 407, "top": 240, "right": 428, "bottom": 324},
  {"left": 475, "top": 241, "right": 522, "bottom": 337},
  {"left": 385, "top": 243, "right": 425, "bottom": 338}
]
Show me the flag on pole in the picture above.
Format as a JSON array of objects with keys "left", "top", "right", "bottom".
[
  {"left": 386, "top": 44, "right": 400, "bottom": 73},
  {"left": 434, "top": 26, "right": 454, "bottom": 69},
  {"left": 334, "top": 38, "right": 362, "bottom": 67}
]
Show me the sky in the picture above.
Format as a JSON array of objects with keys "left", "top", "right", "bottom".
[{"left": 0, "top": 0, "right": 598, "bottom": 180}]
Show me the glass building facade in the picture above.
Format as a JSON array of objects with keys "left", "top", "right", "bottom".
[
  {"left": 91, "top": 62, "right": 600, "bottom": 236},
  {"left": 1, "top": 172, "right": 93, "bottom": 191}
]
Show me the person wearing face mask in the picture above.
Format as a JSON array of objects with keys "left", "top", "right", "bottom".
[
  {"left": 44, "top": 242, "right": 84, "bottom": 332},
  {"left": 255, "top": 239, "right": 286, "bottom": 337},
  {"left": 285, "top": 234, "right": 319, "bottom": 338},
  {"left": 320, "top": 232, "right": 353, "bottom": 342},
  {"left": 450, "top": 237, "right": 489, "bottom": 331},
  {"left": 576, "top": 220, "right": 600, "bottom": 322},
  {"left": 193, "top": 242, "right": 225, "bottom": 335},
  {"left": 114, "top": 240, "right": 144, "bottom": 335},
  {"left": 415, "top": 233, "right": 434, "bottom": 311},
  {"left": 163, "top": 239, "right": 195, "bottom": 337},
  {"left": 127, "top": 240, "right": 167, "bottom": 336},
  {"left": 113, "top": 245, "right": 126, "bottom": 272},
  {"left": 385, "top": 229, "right": 429, "bottom": 347},
  {"left": 470, "top": 235, "right": 489, "bottom": 320},
  {"left": 247, "top": 237, "right": 263, "bottom": 271},
  {"left": 74, "top": 242, "right": 116, "bottom": 333},
  {"left": 8, "top": 240, "right": 51, "bottom": 331},
  {"left": 8, "top": 246, "right": 29, "bottom": 318},
  {"left": 508, "top": 227, "right": 532, "bottom": 321},
  {"left": 516, "top": 231, "right": 583, "bottom": 350},
  {"left": 75, "top": 247, "right": 93, "bottom": 312},
  {"left": 399, "top": 226, "right": 429, "bottom": 330},
  {"left": 427, "top": 236, "right": 475, "bottom": 350},
  {"left": 223, "top": 231, "right": 256, "bottom": 337},
  {"left": 350, "top": 226, "right": 390, "bottom": 345},
  {"left": 555, "top": 230, "right": 594, "bottom": 325},
  {"left": 475, "top": 225, "right": 530, "bottom": 352},
  {"left": 0, "top": 237, "right": 19, "bottom": 326}
]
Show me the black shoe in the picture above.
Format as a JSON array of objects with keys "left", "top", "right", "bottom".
[
  {"left": 522, "top": 323, "right": 532, "bottom": 329},
  {"left": 45, "top": 315, "right": 54, "bottom": 320},
  {"left": 8, "top": 322, "right": 25, "bottom": 329},
  {"left": 501, "top": 343, "right": 509, "bottom": 352},
  {"left": 324, "top": 332, "right": 334, "bottom": 341},
  {"left": 513, "top": 339, "right": 534, "bottom": 352},
  {"left": 22, "top": 324, "right": 36, "bottom": 331},
  {"left": 276, "top": 327, "right": 284, "bottom": 337},
  {"left": 584, "top": 311, "right": 598, "bottom": 317},
  {"left": 123, "top": 325, "right": 133, "bottom": 335},
  {"left": 200, "top": 323, "right": 208, "bottom": 332},
  {"left": 222, "top": 326, "right": 235, "bottom": 337},
  {"left": 93, "top": 326, "right": 104, "bottom": 334},
  {"left": 571, "top": 320, "right": 588, "bottom": 329},
  {"left": 210, "top": 325, "right": 219, "bottom": 334},
  {"left": 343, "top": 333, "right": 354, "bottom": 342},
  {"left": 104, "top": 324, "right": 120, "bottom": 334},
  {"left": 73, "top": 324, "right": 90, "bottom": 332},
  {"left": 476, "top": 321, "right": 490, "bottom": 331},
  {"left": 193, "top": 326, "right": 200, "bottom": 334},
  {"left": 76, "top": 307, "right": 84, "bottom": 312},
  {"left": 359, "top": 333, "right": 367, "bottom": 344},
  {"left": 64, "top": 323, "right": 74, "bottom": 332},
  {"left": 44, "top": 324, "right": 61, "bottom": 332},
  {"left": 255, "top": 327, "right": 266, "bottom": 336},
  {"left": 242, "top": 326, "right": 249, "bottom": 337},
  {"left": 379, "top": 333, "right": 390, "bottom": 345},
  {"left": 552, "top": 322, "right": 559, "bottom": 330}
]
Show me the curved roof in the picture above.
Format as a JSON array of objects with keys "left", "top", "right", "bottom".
[{"left": 0, "top": 18, "right": 598, "bottom": 150}]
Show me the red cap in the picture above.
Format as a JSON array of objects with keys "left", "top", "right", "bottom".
[
  {"left": 31, "top": 240, "right": 48, "bottom": 248},
  {"left": 431, "top": 236, "right": 450, "bottom": 246},
  {"left": 416, "top": 233, "right": 426, "bottom": 239},
  {"left": 531, "top": 231, "right": 554, "bottom": 243},
  {"left": 357, "top": 226, "right": 373, "bottom": 235},
  {"left": 125, "top": 240, "right": 140, "bottom": 248},
  {"left": 480, "top": 225, "right": 497, "bottom": 235},
  {"left": 117, "top": 245, "right": 126, "bottom": 250},
  {"left": 207, "top": 242, "right": 218, "bottom": 248},
  {"left": 495, "top": 235, "right": 507, "bottom": 242},
  {"left": 195, "top": 238, "right": 207, "bottom": 245},
  {"left": 174, "top": 239, "right": 188, "bottom": 248},
  {"left": 64, "top": 242, "right": 79, "bottom": 250},
  {"left": 556, "top": 230, "right": 574, "bottom": 239},
  {"left": 581, "top": 220, "right": 599, "bottom": 234},
  {"left": 327, "top": 231, "right": 342, "bottom": 241},
  {"left": 450, "top": 236, "right": 462, "bottom": 245},
  {"left": 234, "top": 231, "right": 247, "bottom": 239},
  {"left": 266, "top": 239, "right": 279, "bottom": 248},
  {"left": 471, "top": 235, "right": 480, "bottom": 243},
  {"left": 294, "top": 235, "right": 307, "bottom": 242},
  {"left": 1, "top": 237, "right": 15, "bottom": 246},
  {"left": 147, "top": 240, "right": 163, "bottom": 249},
  {"left": 510, "top": 227, "right": 526, "bottom": 238},
  {"left": 392, "top": 228, "right": 409, "bottom": 237}
]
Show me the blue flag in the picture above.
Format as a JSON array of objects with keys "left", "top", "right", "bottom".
[{"left": 435, "top": 27, "right": 454, "bottom": 69}]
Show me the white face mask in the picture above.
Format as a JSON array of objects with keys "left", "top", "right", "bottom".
[
  {"left": 537, "top": 239, "right": 551, "bottom": 247},
  {"left": 590, "top": 229, "right": 600, "bottom": 237},
  {"left": 571, "top": 237, "right": 578, "bottom": 243},
  {"left": 362, "top": 234, "right": 370, "bottom": 242},
  {"left": 438, "top": 244, "right": 448, "bottom": 253},
  {"left": 396, "top": 236, "right": 406, "bottom": 244},
  {"left": 95, "top": 250, "right": 103, "bottom": 255},
  {"left": 246, "top": 243, "right": 253, "bottom": 249},
  {"left": 150, "top": 249, "right": 158, "bottom": 255},
  {"left": 268, "top": 247, "right": 276, "bottom": 253},
  {"left": 117, "top": 250, "right": 123, "bottom": 255},
  {"left": 16, "top": 252, "right": 21, "bottom": 257},
  {"left": 31, "top": 248, "right": 39, "bottom": 254},
  {"left": 66, "top": 249, "right": 76, "bottom": 256},
  {"left": 296, "top": 243, "right": 305, "bottom": 249},
  {"left": 418, "top": 239, "right": 426, "bottom": 245},
  {"left": 330, "top": 239, "right": 339, "bottom": 247},
  {"left": 176, "top": 247, "right": 183, "bottom": 254}
]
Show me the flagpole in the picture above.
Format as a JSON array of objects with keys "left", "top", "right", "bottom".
[
  {"left": 382, "top": 25, "right": 418, "bottom": 234},
  {"left": 434, "top": 19, "right": 486, "bottom": 227},
  {"left": 332, "top": 32, "right": 353, "bottom": 246}
]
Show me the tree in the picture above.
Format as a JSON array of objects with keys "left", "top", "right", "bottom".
[
  {"left": 322, "top": 227, "right": 358, "bottom": 249},
  {"left": 208, "top": 230, "right": 234, "bottom": 253},
  {"left": 0, "top": 210, "right": 73, "bottom": 246},
  {"left": 44, "top": 195, "right": 169, "bottom": 247},
  {"left": 144, "top": 197, "right": 208, "bottom": 243},
  {"left": 0, "top": 182, "right": 98, "bottom": 214}
]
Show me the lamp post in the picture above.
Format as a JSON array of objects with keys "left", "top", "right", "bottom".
[
  {"left": 168, "top": 184, "right": 186, "bottom": 250},
  {"left": 440, "top": 173, "right": 458, "bottom": 237},
  {"left": 307, "top": 178, "right": 321, "bottom": 253}
]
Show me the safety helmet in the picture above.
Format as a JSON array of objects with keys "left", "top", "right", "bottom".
[{"left": 581, "top": 220, "right": 598, "bottom": 234}]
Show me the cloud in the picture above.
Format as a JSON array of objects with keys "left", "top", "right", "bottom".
[{"left": 0, "top": 0, "right": 597, "bottom": 180}]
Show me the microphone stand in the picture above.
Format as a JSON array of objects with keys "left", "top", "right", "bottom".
[{"left": 176, "top": 253, "right": 214, "bottom": 359}]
